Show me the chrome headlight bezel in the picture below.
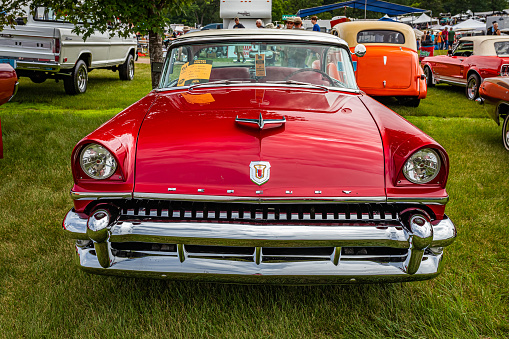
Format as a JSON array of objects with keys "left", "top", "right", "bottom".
[
  {"left": 79, "top": 143, "right": 117, "bottom": 180},
  {"left": 402, "top": 148, "right": 441, "bottom": 184}
]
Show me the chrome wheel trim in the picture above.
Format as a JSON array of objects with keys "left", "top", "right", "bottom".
[
  {"left": 424, "top": 67, "right": 431, "bottom": 83},
  {"left": 503, "top": 115, "right": 509, "bottom": 150},
  {"left": 77, "top": 66, "right": 87, "bottom": 92},
  {"left": 128, "top": 57, "right": 135, "bottom": 79},
  {"left": 467, "top": 77, "right": 477, "bottom": 99}
]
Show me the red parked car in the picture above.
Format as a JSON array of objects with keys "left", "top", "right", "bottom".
[
  {"left": 479, "top": 77, "right": 509, "bottom": 150},
  {"left": 0, "top": 62, "right": 18, "bottom": 159},
  {"left": 63, "top": 30, "right": 456, "bottom": 283},
  {"left": 422, "top": 36, "right": 509, "bottom": 100}
]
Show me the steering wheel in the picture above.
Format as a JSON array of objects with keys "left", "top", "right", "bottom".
[{"left": 284, "top": 68, "right": 335, "bottom": 85}]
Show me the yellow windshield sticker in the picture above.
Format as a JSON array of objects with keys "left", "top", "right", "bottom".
[
  {"left": 177, "top": 60, "right": 213, "bottom": 86},
  {"left": 181, "top": 93, "right": 215, "bottom": 105},
  {"left": 255, "top": 54, "right": 266, "bottom": 77}
]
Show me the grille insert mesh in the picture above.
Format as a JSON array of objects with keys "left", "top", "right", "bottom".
[{"left": 118, "top": 200, "right": 400, "bottom": 223}]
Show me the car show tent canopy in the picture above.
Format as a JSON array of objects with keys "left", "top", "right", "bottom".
[
  {"left": 452, "top": 18, "right": 486, "bottom": 32},
  {"left": 296, "top": 0, "right": 426, "bottom": 18}
]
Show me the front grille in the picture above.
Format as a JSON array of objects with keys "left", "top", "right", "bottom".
[{"left": 117, "top": 200, "right": 401, "bottom": 223}]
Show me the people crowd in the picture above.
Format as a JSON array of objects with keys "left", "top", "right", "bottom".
[
  {"left": 420, "top": 27, "right": 456, "bottom": 50},
  {"left": 232, "top": 16, "right": 319, "bottom": 31}
]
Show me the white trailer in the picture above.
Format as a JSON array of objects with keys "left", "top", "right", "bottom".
[{"left": 220, "top": 0, "right": 272, "bottom": 29}]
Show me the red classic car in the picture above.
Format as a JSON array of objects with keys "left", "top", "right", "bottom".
[
  {"left": 422, "top": 36, "right": 509, "bottom": 100},
  {"left": 0, "top": 62, "right": 18, "bottom": 159},
  {"left": 62, "top": 30, "right": 456, "bottom": 283},
  {"left": 479, "top": 77, "right": 509, "bottom": 150}
]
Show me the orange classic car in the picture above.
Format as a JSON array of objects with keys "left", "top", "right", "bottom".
[
  {"left": 332, "top": 21, "right": 426, "bottom": 107},
  {"left": 0, "top": 62, "right": 19, "bottom": 159}
]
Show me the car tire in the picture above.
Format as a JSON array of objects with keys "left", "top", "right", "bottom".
[
  {"left": 466, "top": 73, "right": 480, "bottom": 100},
  {"left": 119, "top": 54, "right": 135, "bottom": 81},
  {"left": 423, "top": 66, "right": 434, "bottom": 87},
  {"left": 502, "top": 114, "right": 509, "bottom": 151},
  {"left": 64, "top": 60, "right": 88, "bottom": 95},
  {"left": 29, "top": 73, "right": 47, "bottom": 84}
]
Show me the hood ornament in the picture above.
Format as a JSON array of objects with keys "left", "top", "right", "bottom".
[
  {"left": 250, "top": 161, "right": 271, "bottom": 185},
  {"left": 236, "top": 113, "right": 285, "bottom": 129}
]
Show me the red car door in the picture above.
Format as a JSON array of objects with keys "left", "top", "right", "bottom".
[{"left": 434, "top": 40, "right": 473, "bottom": 83}]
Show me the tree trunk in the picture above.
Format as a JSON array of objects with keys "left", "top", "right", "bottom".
[{"left": 149, "top": 29, "right": 163, "bottom": 89}]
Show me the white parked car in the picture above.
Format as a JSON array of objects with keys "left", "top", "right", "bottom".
[{"left": 0, "top": 7, "right": 137, "bottom": 94}]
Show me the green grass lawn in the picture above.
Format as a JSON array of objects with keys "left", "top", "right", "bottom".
[{"left": 0, "top": 64, "right": 508, "bottom": 338}]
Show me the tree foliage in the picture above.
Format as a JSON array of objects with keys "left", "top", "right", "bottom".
[{"left": 167, "top": 0, "right": 221, "bottom": 26}]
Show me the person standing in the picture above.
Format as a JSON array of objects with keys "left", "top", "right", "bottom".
[
  {"left": 233, "top": 17, "right": 245, "bottom": 29},
  {"left": 233, "top": 18, "right": 245, "bottom": 63},
  {"left": 448, "top": 28, "right": 455, "bottom": 50},
  {"left": 293, "top": 17, "right": 305, "bottom": 30},
  {"left": 285, "top": 17, "right": 294, "bottom": 29},
  {"left": 436, "top": 31, "right": 443, "bottom": 50},
  {"left": 493, "top": 22, "right": 501, "bottom": 35},
  {"left": 487, "top": 21, "right": 496, "bottom": 35},
  {"left": 442, "top": 27, "right": 449, "bottom": 49},
  {"left": 255, "top": 19, "right": 264, "bottom": 28},
  {"left": 311, "top": 16, "right": 320, "bottom": 31}
]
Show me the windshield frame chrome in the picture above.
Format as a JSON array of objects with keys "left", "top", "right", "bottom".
[{"left": 159, "top": 35, "right": 359, "bottom": 92}]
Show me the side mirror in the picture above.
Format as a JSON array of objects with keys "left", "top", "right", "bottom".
[{"left": 354, "top": 44, "right": 366, "bottom": 57}]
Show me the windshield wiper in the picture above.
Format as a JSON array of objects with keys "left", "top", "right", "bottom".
[
  {"left": 266, "top": 80, "right": 329, "bottom": 92},
  {"left": 188, "top": 80, "right": 250, "bottom": 91}
]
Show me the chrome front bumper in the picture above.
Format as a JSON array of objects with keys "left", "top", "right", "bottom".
[{"left": 63, "top": 208, "right": 456, "bottom": 283}]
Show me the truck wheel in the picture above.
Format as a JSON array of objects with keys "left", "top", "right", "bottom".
[
  {"left": 119, "top": 54, "right": 134, "bottom": 81},
  {"left": 502, "top": 114, "right": 509, "bottom": 151},
  {"left": 64, "top": 60, "right": 88, "bottom": 95},
  {"left": 29, "top": 73, "right": 47, "bottom": 84},
  {"left": 466, "top": 73, "right": 480, "bottom": 100}
]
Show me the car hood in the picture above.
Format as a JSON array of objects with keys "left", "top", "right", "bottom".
[{"left": 134, "top": 87, "right": 386, "bottom": 198}]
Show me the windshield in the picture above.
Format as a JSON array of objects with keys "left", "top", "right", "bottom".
[
  {"left": 494, "top": 41, "right": 509, "bottom": 56},
  {"left": 159, "top": 41, "right": 357, "bottom": 90}
]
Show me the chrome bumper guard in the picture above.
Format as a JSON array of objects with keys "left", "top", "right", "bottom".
[{"left": 63, "top": 208, "right": 456, "bottom": 283}]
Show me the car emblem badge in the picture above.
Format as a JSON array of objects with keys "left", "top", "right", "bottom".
[{"left": 250, "top": 161, "right": 271, "bottom": 185}]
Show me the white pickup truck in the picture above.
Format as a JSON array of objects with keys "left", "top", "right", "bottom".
[{"left": 0, "top": 7, "right": 137, "bottom": 94}]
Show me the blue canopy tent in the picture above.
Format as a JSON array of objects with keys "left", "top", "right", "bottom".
[
  {"left": 296, "top": 0, "right": 426, "bottom": 18},
  {"left": 379, "top": 15, "right": 398, "bottom": 22}
]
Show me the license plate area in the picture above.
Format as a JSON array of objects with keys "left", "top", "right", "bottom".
[{"left": 0, "top": 59, "right": 17, "bottom": 68}]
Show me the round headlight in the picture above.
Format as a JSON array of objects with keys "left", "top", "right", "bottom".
[
  {"left": 80, "top": 143, "right": 117, "bottom": 179},
  {"left": 403, "top": 148, "right": 441, "bottom": 184}
]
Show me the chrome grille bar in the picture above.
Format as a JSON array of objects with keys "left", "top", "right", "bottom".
[{"left": 119, "top": 200, "right": 399, "bottom": 223}]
